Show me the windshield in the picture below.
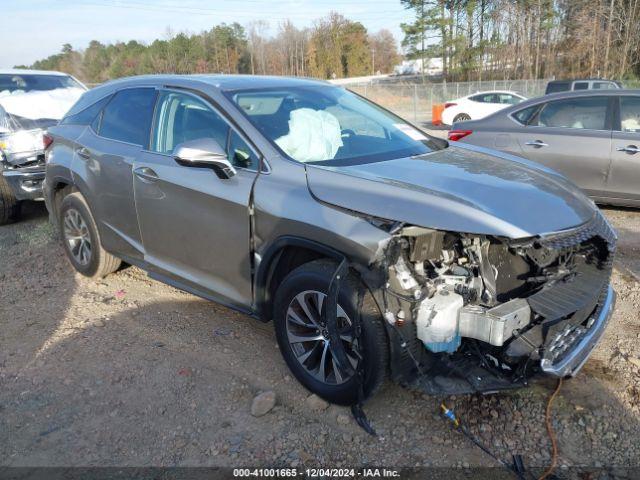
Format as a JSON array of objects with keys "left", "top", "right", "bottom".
[
  {"left": 0, "top": 74, "right": 83, "bottom": 95},
  {"left": 226, "top": 85, "right": 438, "bottom": 165}
]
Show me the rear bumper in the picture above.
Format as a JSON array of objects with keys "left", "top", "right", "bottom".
[
  {"left": 2, "top": 166, "right": 45, "bottom": 201},
  {"left": 540, "top": 284, "right": 615, "bottom": 378}
]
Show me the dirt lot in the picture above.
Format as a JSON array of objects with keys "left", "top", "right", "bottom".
[{"left": 1, "top": 202, "right": 640, "bottom": 472}]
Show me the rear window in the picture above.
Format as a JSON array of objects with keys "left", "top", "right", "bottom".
[
  {"left": 98, "top": 88, "right": 157, "bottom": 146},
  {"left": 0, "top": 74, "right": 83, "bottom": 94}
]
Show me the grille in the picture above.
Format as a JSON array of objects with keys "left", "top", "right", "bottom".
[
  {"left": 539, "top": 212, "right": 617, "bottom": 253},
  {"left": 527, "top": 212, "right": 616, "bottom": 322},
  {"left": 542, "top": 285, "right": 609, "bottom": 364}
]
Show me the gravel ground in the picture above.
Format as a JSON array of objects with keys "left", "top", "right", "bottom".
[{"left": 1, "top": 201, "right": 639, "bottom": 472}]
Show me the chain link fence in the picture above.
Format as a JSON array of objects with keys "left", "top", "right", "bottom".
[{"left": 349, "top": 79, "right": 550, "bottom": 125}]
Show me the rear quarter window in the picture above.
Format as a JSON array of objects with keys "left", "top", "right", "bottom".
[
  {"left": 60, "top": 94, "right": 112, "bottom": 126},
  {"left": 512, "top": 105, "right": 540, "bottom": 125}
]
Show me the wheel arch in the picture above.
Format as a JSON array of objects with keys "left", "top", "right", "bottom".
[{"left": 255, "top": 236, "right": 349, "bottom": 322}]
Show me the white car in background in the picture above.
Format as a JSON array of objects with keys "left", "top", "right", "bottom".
[{"left": 441, "top": 90, "right": 526, "bottom": 126}]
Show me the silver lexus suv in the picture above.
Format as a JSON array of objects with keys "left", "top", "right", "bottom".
[{"left": 44, "top": 75, "right": 616, "bottom": 405}]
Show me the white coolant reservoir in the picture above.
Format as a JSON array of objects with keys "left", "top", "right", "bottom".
[{"left": 416, "top": 286, "right": 463, "bottom": 353}]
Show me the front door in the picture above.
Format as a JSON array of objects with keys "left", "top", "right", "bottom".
[
  {"left": 514, "top": 95, "right": 612, "bottom": 196},
  {"left": 133, "top": 89, "right": 261, "bottom": 309},
  {"left": 606, "top": 95, "right": 640, "bottom": 201}
]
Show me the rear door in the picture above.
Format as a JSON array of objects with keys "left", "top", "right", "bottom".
[
  {"left": 133, "top": 89, "right": 261, "bottom": 309},
  {"left": 72, "top": 87, "right": 157, "bottom": 260},
  {"left": 511, "top": 95, "right": 612, "bottom": 196},
  {"left": 606, "top": 95, "right": 640, "bottom": 201}
]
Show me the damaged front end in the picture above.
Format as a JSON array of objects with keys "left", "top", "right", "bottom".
[
  {"left": 0, "top": 107, "right": 52, "bottom": 201},
  {"left": 371, "top": 213, "right": 616, "bottom": 395}
]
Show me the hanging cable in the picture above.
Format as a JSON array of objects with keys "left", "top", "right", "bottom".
[{"left": 539, "top": 377, "right": 563, "bottom": 480}]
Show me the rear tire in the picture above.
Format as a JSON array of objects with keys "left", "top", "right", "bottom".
[
  {"left": 0, "top": 176, "right": 21, "bottom": 225},
  {"left": 58, "top": 192, "right": 121, "bottom": 278},
  {"left": 273, "top": 260, "right": 388, "bottom": 405},
  {"left": 453, "top": 113, "right": 471, "bottom": 122}
]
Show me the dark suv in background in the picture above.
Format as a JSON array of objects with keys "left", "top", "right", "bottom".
[
  {"left": 44, "top": 75, "right": 616, "bottom": 404},
  {"left": 545, "top": 78, "right": 622, "bottom": 94}
]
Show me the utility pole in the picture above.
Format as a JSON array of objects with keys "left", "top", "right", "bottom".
[{"left": 420, "top": 0, "right": 425, "bottom": 81}]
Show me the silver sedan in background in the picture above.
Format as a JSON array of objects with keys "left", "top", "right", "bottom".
[{"left": 449, "top": 89, "right": 640, "bottom": 207}]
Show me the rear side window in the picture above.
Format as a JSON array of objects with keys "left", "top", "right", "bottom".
[
  {"left": 533, "top": 96, "right": 609, "bottom": 130},
  {"left": 60, "top": 94, "right": 112, "bottom": 126},
  {"left": 573, "top": 82, "right": 589, "bottom": 90},
  {"left": 99, "top": 88, "right": 157, "bottom": 146},
  {"left": 619, "top": 96, "right": 640, "bottom": 133},
  {"left": 470, "top": 93, "right": 497, "bottom": 103}
]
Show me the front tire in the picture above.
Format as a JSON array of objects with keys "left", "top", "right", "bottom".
[
  {"left": 58, "top": 192, "right": 121, "bottom": 278},
  {"left": 0, "top": 176, "right": 21, "bottom": 225},
  {"left": 273, "top": 260, "right": 388, "bottom": 405}
]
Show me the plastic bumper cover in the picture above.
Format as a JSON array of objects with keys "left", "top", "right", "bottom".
[
  {"left": 2, "top": 166, "right": 45, "bottom": 200},
  {"left": 540, "top": 284, "right": 615, "bottom": 378}
]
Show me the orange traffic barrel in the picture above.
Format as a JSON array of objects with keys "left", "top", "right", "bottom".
[{"left": 432, "top": 103, "right": 445, "bottom": 125}]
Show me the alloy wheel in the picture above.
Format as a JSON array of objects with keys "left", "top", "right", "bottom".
[
  {"left": 285, "top": 290, "right": 359, "bottom": 385},
  {"left": 63, "top": 208, "right": 92, "bottom": 266}
]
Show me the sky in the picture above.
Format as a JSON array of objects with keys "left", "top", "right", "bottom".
[{"left": 0, "top": 0, "right": 415, "bottom": 69}]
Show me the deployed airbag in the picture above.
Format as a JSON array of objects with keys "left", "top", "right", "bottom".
[
  {"left": 0, "top": 87, "right": 84, "bottom": 121},
  {"left": 276, "top": 108, "right": 343, "bottom": 162}
]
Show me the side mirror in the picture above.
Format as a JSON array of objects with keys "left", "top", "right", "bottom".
[{"left": 173, "top": 138, "right": 236, "bottom": 179}]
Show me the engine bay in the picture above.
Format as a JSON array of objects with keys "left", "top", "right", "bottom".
[{"left": 372, "top": 220, "right": 614, "bottom": 393}]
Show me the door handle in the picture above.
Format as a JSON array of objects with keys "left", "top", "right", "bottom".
[
  {"left": 133, "top": 166, "right": 159, "bottom": 182},
  {"left": 76, "top": 147, "right": 91, "bottom": 159},
  {"left": 524, "top": 140, "right": 548, "bottom": 148},
  {"left": 616, "top": 145, "right": 640, "bottom": 154}
]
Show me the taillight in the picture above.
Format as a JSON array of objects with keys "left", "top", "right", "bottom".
[
  {"left": 447, "top": 130, "right": 473, "bottom": 141},
  {"left": 444, "top": 102, "right": 457, "bottom": 109},
  {"left": 43, "top": 133, "right": 53, "bottom": 150}
]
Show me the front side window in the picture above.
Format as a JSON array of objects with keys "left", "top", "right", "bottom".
[
  {"left": 532, "top": 96, "right": 609, "bottom": 130},
  {"left": 152, "top": 91, "right": 228, "bottom": 155},
  {"left": 228, "top": 130, "right": 259, "bottom": 169},
  {"left": 498, "top": 94, "right": 523, "bottom": 105},
  {"left": 99, "top": 88, "right": 157, "bottom": 146},
  {"left": 226, "top": 85, "right": 438, "bottom": 165},
  {"left": 619, "top": 96, "right": 640, "bottom": 133}
]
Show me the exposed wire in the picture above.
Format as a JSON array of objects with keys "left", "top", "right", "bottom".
[{"left": 539, "top": 377, "right": 563, "bottom": 480}]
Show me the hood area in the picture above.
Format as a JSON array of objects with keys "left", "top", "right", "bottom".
[
  {"left": 0, "top": 87, "right": 84, "bottom": 126},
  {"left": 306, "top": 144, "right": 597, "bottom": 239}
]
